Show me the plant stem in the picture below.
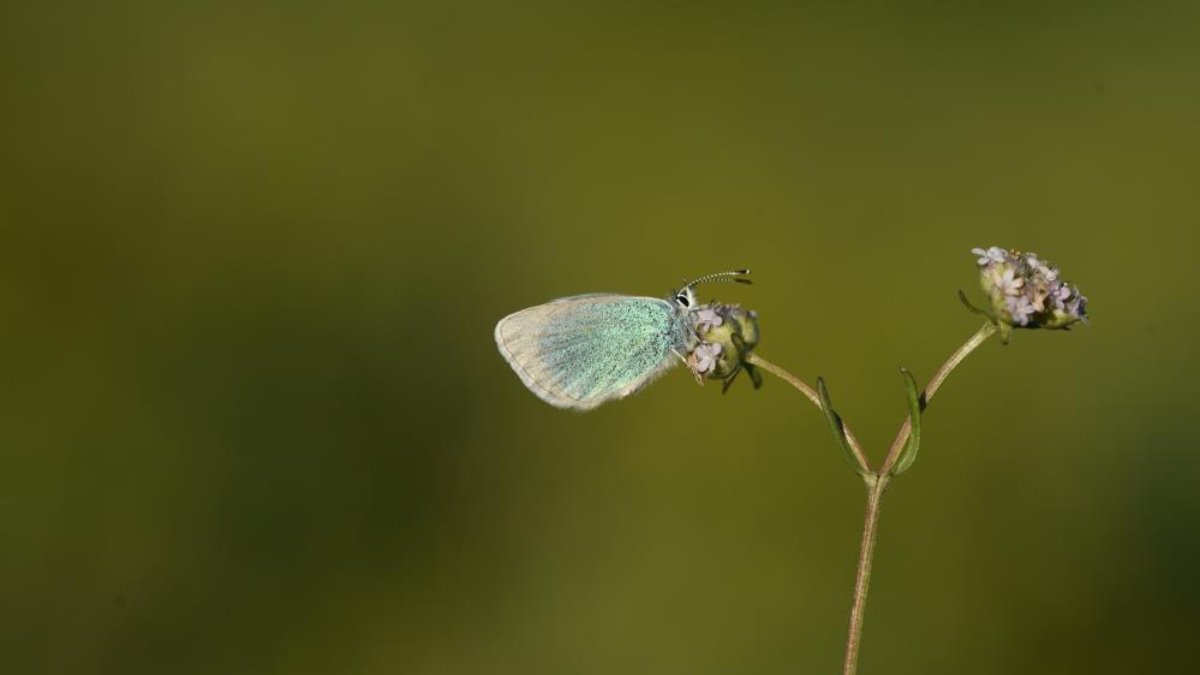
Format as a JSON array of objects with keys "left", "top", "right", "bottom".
[
  {"left": 747, "top": 321, "right": 997, "bottom": 675},
  {"left": 843, "top": 474, "right": 887, "bottom": 675},
  {"left": 878, "top": 322, "right": 997, "bottom": 476},
  {"left": 841, "top": 321, "right": 996, "bottom": 675},
  {"left": 744, "top": 353, "right": 871, "bottom": 474}
]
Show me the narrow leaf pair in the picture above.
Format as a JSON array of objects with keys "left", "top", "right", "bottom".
[{"left": 817, "top": 369, "right": 922, "bottom": 480}]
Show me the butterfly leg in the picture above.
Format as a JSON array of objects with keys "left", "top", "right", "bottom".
[{"left": 674, "top": 349, "right": 706, "bottom": 386}]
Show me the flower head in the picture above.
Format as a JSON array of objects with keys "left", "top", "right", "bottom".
[
  {"left": 693, "top": 307, "right": 724, "bottom": 333},
  {"left": 972, "top": 246, "right": 1088, "bottom": 330},
  {"left": 688, "top": 342, "right": 722, "bottom": 374},
  {"left": 972, "top": 246, "right": 1007, "bottom": 266},
  {"left": 686, "top": 302, "right": 761, "bottom": 390}
]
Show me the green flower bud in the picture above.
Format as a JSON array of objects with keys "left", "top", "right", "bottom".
[{"left": 686, "top": 303, "right": 761, "bottom": 391}]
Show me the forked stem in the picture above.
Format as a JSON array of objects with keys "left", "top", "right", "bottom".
[
  {"left": 743, "top": 353, "right": 871, "bottom": 474},
  {"left": 746, "top": 321, "right": 997, "bottom": 675}
]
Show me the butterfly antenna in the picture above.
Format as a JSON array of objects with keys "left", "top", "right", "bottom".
[{"left": 684, "top": 268, "right": 752, "bottom": 290}]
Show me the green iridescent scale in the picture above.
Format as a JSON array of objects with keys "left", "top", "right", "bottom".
[{"left": 536, "top": 296, "right": 690, "bottom": 401}]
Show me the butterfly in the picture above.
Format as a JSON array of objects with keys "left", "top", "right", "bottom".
[{"left": 494, "top": 270, "right": 751, "bottom": 410}]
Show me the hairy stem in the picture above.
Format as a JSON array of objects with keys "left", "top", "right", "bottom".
[
  {"left": 843, "top": 475, "right": 887, "bottom": 675},
  {"left": 841, "top": 321, "right": 996, "bottom": 675},
  {"left": 748, "top": 322, "right": 997, "bottom": 675}
]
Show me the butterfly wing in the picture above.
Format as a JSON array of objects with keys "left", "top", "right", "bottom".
[{"left": 495, "top": 294, "right": 683, "bottom": 410}]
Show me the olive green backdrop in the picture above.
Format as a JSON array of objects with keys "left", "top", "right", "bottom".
[{"left": 3, "top": 1, "right": 1197, "bottom": 673}]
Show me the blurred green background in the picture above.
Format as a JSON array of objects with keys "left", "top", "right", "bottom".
[{"left": 3, "top": 1, "right": 1198, "bottom": 673}]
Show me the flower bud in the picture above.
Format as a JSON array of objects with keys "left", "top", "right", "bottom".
[
  {"left": 686, "top": 303, "right": 761, "bottom": 389},
  {"left": 971, "top": 246, "right": 1088, "bottom": 330}
]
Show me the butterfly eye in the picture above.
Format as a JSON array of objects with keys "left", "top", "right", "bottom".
[{"left": 675, "top": 294, "right": 690, "bottom": 307}]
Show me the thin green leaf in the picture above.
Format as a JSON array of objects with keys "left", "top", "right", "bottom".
[
  {"left": 892, "top": 368, "right": 922, "bottom": 475},
  {"left": 721, "top": 368, "right": 739, "bottom": 394},
  {"left": 958, "top": 289, "right": 989, "bottom": 317},
  {"left": 744, "top": 363, "right": 763, "bottom": 390},
  {"left": 818, "top": 377, "right": 870, "bottom": 479},
  {"left": 959, "top": 289, "right": 1012, "bottom": 345}
]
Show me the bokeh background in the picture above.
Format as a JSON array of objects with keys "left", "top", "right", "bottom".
[{"left": 3, "top": 1, "right": 1198, "bottom": 673}]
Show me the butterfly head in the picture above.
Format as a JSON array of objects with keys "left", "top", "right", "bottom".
[
  {"left": 672, "top": 286, "right": 699, "bottom": 310},
  {"left": 671, "top": 268, "right": 751, "bottom": 311}
]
